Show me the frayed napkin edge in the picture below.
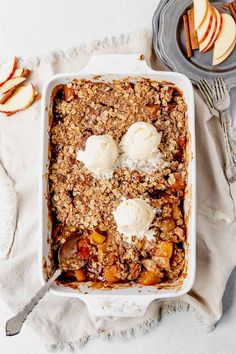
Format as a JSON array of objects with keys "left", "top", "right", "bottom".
[
  {"left": 45, "top": 300, "right": 215, "bottom": 352},
  {"left": 18, "top": 29, "right": 152, "bottom": 69}
]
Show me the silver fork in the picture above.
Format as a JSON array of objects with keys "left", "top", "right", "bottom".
[
  {"left": 212, "top": 77, "right": 236, "bottom": 182},
  {"left": 197, "top": 79, "right": 220, "bottom": 118},
  {"left": 212, "top": 77, "right": 236, "bottom": 151}
]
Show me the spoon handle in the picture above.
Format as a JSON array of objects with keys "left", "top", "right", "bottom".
[{"left": 5, "top": 268, "right": 61, "bottom": 336}]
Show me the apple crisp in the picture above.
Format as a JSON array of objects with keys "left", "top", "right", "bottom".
[{"left": 49, "top": 77, "right": 188, "bottom": 288}]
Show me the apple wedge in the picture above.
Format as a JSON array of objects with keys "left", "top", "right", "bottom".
[
  {"left": 0, "top": 88, "right": 17, "bottom": 105},
  {"left": 194, "top": 0, "right": 208, "bottom": 29},
  {"left": 199, "top": 7, "right": 217, "bottom": 52},
  {"left": 197, "top": 5, "right": 213, "bottom": 44},
  {"left": 12, "top": 68, "right": 24, "bottom": 78},
  {"left": 203, "top": 7, "right": 222, "bottom": 52},
  {"left": 0, "top": 77, "right": 26, "bottom": 94},
  {"left": 0, "top": 57, "right": 17, "bottom": 87},
  {"left": 13, "top": 68, "right": 31, "bottom": 78},
  {"left": 213, "top": 14, "right": 236, "bottom": 64},
  {"left": 0, "top": 84, "right": 35, "bottom": 114},
  {"left": 213, "top": 37, "right": 236, "bottom": 65}
]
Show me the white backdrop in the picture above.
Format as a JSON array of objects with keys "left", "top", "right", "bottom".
[
  {"left": 0, "top": 0, "right": 236, "bottom": 353},
  {"left": 0, "top": 0, "right": 157, "bottom": 58}
]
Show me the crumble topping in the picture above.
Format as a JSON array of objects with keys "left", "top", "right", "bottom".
[{"left": 49, "top": 77, "right": 188, "bottom": 287}]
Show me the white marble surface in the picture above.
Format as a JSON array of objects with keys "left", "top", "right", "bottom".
[{"left": 0, "top": 0, "right": 236, "bottom": 353}]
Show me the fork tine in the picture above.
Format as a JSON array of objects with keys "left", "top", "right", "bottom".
[
  {"left": 201, "top": 79, "right": 213, "bottom": 98},
  {"left": 214, "top": 79, "right": 219, "bottom": 100},
  {"left": 199, "top": 82, "right": 214, "bottom": 108},
  {"left": 217, "top": 77, "right": 224, "bottom": 99},
  {"left": 197, "top": 81, "right": 213, "bottom": 108},
  {"left": 213, "top": 78, "right": 220, "bottom": 100},
  {"left": 220, "top": 77, "right": 227, "bottom": 96},
  {"left": 212, "top": 81, "right": 217, "bottom": 100},
  {"left": 197, "top": 83, "right": 214, "bottom": 113},
  {"left": 200, "top": 79, "right": 214, "bottom": 105},
  {"left": 197, "top": 85, "right": 213, "bottom": 113}
]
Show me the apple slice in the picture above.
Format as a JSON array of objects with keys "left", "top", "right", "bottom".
[
  {"left": 213, "top": 37, "right": 236, "bottom": 65},
  {"left": 0, "top": 84, "right": 35, "bottom": 114},
  {"left": 0, "top": 57, "right": 17, "bottom": 87},
  {"left": 213, "top": 14, "right": 236, "bottom": 62},
  {"left": 203, "top": 7, "right": 222, "bottom": 52},
  {"left": 12, "top": 68, "right": 31, "bottom": 78},
  {"left": 12, "top": 68, "right": 24, "bottom": 78},
  {"left": 194, "top": 0, "right": 208, "bottom": 29},
  {"left": 199, "top": 7, "right": 217, "bottom": 52},
  {"left": 197, "top": 5, "right": 213, "bottom": 44},
  {"left": 0, "top": 77, "right": 26, "bottom": 94},
  {"left": 0, "top": 88, "right": 17, "bottom": 104}
]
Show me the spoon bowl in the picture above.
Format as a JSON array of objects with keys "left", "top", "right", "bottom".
[{"left": 58, "top": 234, "right": 87, "bottom": 270}]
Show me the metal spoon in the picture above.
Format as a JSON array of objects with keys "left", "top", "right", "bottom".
[{"left": 5, "top": 234, "right": 85, "bottom": 336}]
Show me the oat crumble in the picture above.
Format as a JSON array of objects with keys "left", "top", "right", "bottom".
[{"left": 49, "top": 77, "right": 188, "bottom": 288}]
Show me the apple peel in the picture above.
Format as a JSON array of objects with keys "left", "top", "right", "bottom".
[
  {"left": 199, "top": 6, "right": 217, "bottom": 52},
  {"left": 197, "top": 4, "right": 213, "bottom": 44},
  {"left": 0, "top": 57, "right": 17, "bottom": 87},
  {"left": 202, "top": 7, "right": 222, "bottom": 53}
]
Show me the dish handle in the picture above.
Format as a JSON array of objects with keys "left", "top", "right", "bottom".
[
  {"left": 79, "top": 54, "right": 156, "bottom": 75},
  {"left": 83, "top": 295, "right": 157, "bottom": 317}
]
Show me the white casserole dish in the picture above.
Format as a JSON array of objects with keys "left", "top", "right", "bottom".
[{"left": 39, "top": 54, "right": 196, "bottom": 317}]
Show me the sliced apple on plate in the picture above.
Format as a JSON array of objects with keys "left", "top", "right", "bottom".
[
  {"left": 213, "top": 38, "right": 236, "bottom": 65},
  {"left": 194, "top": 0, "right": 208, "bottom": 29},
  {"left": 213, "top": 14, "right": 236, "bottom": 65},
  {"left": 202, "top": 7, "right": 222, "bottom": 52},
  {"left": 0, "top": 84, "right": 35, "bottom": 114},
  {"left": 0, "top": 77, "right": 26, "bottom": 94},
  {"left": 0, "top": 57, "right": 17, "bottom": 87},
  {"left": 197, "top": 4, "right": 213, "bottom": 44},
  {"left": 199, "top": 7, "right": 217, "bottom": 52}
]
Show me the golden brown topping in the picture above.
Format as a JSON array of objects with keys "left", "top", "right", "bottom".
[{"left": 49, "top": 78, "right": 188, "bottom": 287}]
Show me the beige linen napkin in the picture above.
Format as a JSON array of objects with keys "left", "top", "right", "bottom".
[{"left": 0, "top": 30, "right": 236, "bottom": 351}]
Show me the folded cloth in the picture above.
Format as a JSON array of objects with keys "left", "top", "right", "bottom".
[{"left": 0, "top": 30, "right": 236, "bottom": 351}]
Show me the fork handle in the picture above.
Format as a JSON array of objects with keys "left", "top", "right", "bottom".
[
  {"left": 5, "top": 268, "right": 62, "bottom": 336},
  {"left": 221, "top": 110, "right": 236, "bottom": 160},
  {"left": 220, "top": 113, "right": 236, "bottom": 183}
]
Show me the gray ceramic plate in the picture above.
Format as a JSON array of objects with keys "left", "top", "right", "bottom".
[{"left": 153, "top": 0, "right": 236, "bottom": 88}]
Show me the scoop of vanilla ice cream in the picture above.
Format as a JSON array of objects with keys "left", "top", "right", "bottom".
[
  {"left": 113, "top": 198, "right": 155, "bottom": 241},
  {"left": 76, "top": 135, "right": 118, "bottom": 178},
  {"left": 120, "top": 122, "right": 162, "bottom": 160}
]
